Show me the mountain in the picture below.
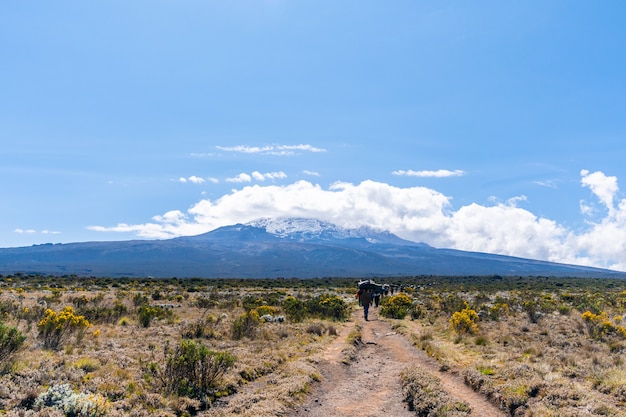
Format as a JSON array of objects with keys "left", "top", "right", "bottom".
[{"left": 0, "top": 217, "right": 623, "bottom": 279}]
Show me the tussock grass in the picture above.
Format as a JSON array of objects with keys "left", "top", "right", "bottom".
[{"left": 401, "top": 365, "right": 471, "bottom": 416}]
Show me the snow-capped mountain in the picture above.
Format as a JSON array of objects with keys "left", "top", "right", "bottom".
[
  {"left": 0, "top": 217, "right": 622, "bottom": 279},
  {"left": 245, "top": 217, "right": 418, "bottom": 245}
]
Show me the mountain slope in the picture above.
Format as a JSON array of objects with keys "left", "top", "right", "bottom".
[{"left": 0, "top": 218, "right": 622, "bottom": 278}]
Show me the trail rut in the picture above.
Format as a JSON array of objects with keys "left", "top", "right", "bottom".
[{"left": 286, "top": 307, "right": 505, "bottom": 417}]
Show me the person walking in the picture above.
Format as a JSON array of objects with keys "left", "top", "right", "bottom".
[{"left": 358, "top": 288, "right": 373, "bottom": 321}]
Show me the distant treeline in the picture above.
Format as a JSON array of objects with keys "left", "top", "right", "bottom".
[{"left": 1, "top": 273, "right": 624, "bottom": 292}]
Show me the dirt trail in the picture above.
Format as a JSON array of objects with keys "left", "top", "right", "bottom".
[{"left": 286, "top": 308, "right": 505, "bottom": 417}]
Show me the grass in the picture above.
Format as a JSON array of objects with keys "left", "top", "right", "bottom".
[{"left": 401, "top": 365, "right": 471, "bottom": 416}]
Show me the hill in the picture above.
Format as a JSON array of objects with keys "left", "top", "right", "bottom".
[{"left": 0, "top": 218, "right": 622, "bottom": 278}]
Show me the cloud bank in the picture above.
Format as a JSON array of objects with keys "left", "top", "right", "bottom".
[{"left": 89, "top": 170, "right": 626, "bottom": 271}]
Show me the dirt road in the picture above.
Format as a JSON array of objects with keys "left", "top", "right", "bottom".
[{"left": 286, "top": 307, "right": 505, "bottom": 417}]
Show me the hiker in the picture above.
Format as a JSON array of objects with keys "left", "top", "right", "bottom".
[
  {"left": 358, "top": 288, "right": 373, "bottom": 321},
  {"left": 373, "top": 292, "right": 381, "bottom": 307}
]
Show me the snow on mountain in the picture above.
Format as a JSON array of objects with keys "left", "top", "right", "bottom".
[{"left": 245, "top": 217, "right": 409, "bottom": 244}]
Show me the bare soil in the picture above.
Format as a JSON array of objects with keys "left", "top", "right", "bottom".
[{"left": 286, "top": 307, "right": 505, "bottom": 417}]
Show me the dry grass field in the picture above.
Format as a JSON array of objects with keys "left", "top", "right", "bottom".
[{"left": 0, "top": 274, "right": 624, "bottom": 416}]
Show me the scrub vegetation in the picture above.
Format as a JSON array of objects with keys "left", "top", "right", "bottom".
[{"left": 0, "top": 274, "right": 625, "bottom": 416}]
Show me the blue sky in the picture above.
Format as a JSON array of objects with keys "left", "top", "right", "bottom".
[{"left": 3, "top": 1, "right": 626, "bottom": 270}]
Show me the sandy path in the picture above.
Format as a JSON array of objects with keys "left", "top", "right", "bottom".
[{"left": 286, "top": 307, "right": 505, "bottom": 417}]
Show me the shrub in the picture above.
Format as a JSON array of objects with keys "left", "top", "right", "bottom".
[
  {"left": 132, "top": 293, "right": 149, "bottom": 307},
  {"left": 581, "top": 310, "right": 626, "bottom": 340},
  {"left": 410, "top": 303, "right": 427, "bottom": 320},
  {"left": 306, "top": 294, "right": 349, "bottom": 321},
  {"left": 488, "top": 302, "right": 510, "bottom": 321},
  {"left": 77, "top": 301, "right": 128, "bottom": 324},
  {"left": 38, "top": 306, "right": 91, "bottom": 350},
  {"left": 232, "top": 309, "right": 260, "bottom": 340},
  {"left": 281, "top": 294, "right": 349, "bottom": 322},
  {"left": 242, "top": 292, "right": 283, "bottom": 312},
  {"left": 449, "top": 308, "right": 479, "bottom": 335},
  {"left": 475, "top": 336, "right": 489, "bottom": 346},
  {"left": 195, "top": 296, "right": 216, "bottom": 309},
  {"left": 74, "top": 356, "right": 101, "bottom": 373},
  {"left": 0, "top": 322, "right": 26, "bottom": 366},
  {"left": 306, "top": 323, "right": 324, "bottom": 336},
  {"left": 138, "top": 305, "right": 173, "bottom": 328},
  {"left": 182, "top": 315, "right": 219, "bottom": 340},
  {"left": 521, "top": 299, "right": 541, "bottom": 323},
  {"left": 162, "top": 340, "right": 236, "bottom": 405},
  {"left": 380, "top": 294, "right": 413, "bottom": 319},
  {"left": 34, "top": 383, "right": 109, "bottom": 417},
  {"left": 282, "top": 296, "right": 307, "bottom": 322},
  {"left": 256, "top": 305, "right": 280, "bottom": 317},
  {"left": 439, "top": 294, "right": 469, "bottom": 314}
]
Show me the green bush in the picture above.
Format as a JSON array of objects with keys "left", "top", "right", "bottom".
[
  {"left": 282, "top": 296, "right": 307, "bottom": 322},
  {"left": 242, "top": 293, "right": 282, "bottom": 312},
  {"left": 282, "top": 294, "right": 349, "bottom": 322},
  {"left": 410, "top": 303, "right": 427, "bottom": 320},
  {"left": 379, "top": 294, "right": 413, "bottom": 319},
  {"left": 232, "top": 309, "right": 260, "bottom": 340},
  {"left": 306, "top": 294, "right": 349, "bottom": 321},
  {"left": 182, "top": 315, "right": 219, "bottom": 340},
  {"left": 138, "top": 305, "right": 173, "bottom": 328},
  {"left": 77, "top": 301, "right": 128, "bottom": 324},
  {"left": 0, "top": 323, "right": 26, "bottom": 366},
  {"left": 132, "top": 293, "right": 149, "bottom": 307},
  {"left": 163, "top": 340, "right": 236, "bottom": 404}
]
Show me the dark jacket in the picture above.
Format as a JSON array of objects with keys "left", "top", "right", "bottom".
[{"left": 359, "top": 290, "right": 372, "bottom": 307}]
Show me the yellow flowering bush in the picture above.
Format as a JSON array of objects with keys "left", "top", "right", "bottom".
[
  {"left": 582, "top": 310, "right": 626, "bottom": 340},
  {"left": 449, "top": 308, "right": 479, "bottom": 335},
  {"left": 38, "top": 306, "right": 91, "bottom": 350},
  {"left": 379, "top": 293, "right": 413, "bottom": 319}
]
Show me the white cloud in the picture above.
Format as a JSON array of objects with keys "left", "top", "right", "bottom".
[
  {"left": 581, "top": 169, "right": 619, "bottom": 217},
  {"left": 263, "top": 171, "right": 287, "bottom": 180},
  {"left": 216, "top": 144, "right": 326, "bottom": 156},
  {"left": 90, "top": 170, "right": 626, "bottom": 271},
  {"left": 534, "top": 179, "right": 558, "bottom": 188},
  {"left": 179, "top": 176, "right": 206, "bottom": 184},
  {"left": 226, "top": 173, "right": 252, "bottom": 183},
  {"left": 392, "top": 169, "right": 465, "bottom": 178},
  {"left": 229, "top": 171, "right": 287, "bottom": 182},
  {"left": 303, "top": 170, "right": 320, "bottom": 176},
  {"left": 14, "top": 228, "right": 60, "bottom": 236},
  {"left": 188, "top": 176, "right": 205, "bottom": 184}
]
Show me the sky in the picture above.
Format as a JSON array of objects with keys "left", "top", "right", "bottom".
[{"left": 3, "top": 1, "right": 626, "bottom": 271}]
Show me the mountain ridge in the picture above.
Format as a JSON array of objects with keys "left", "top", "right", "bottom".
[{"left": 0, "top": 217, "right": 623, "bottom": 279}]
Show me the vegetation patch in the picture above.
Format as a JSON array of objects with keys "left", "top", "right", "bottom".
[
  {"left": 401, "top": 365, "right": 471, "bottom": 416},
  {"left": 1, "top": 274, "right": 626, "bottom": 415}
]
